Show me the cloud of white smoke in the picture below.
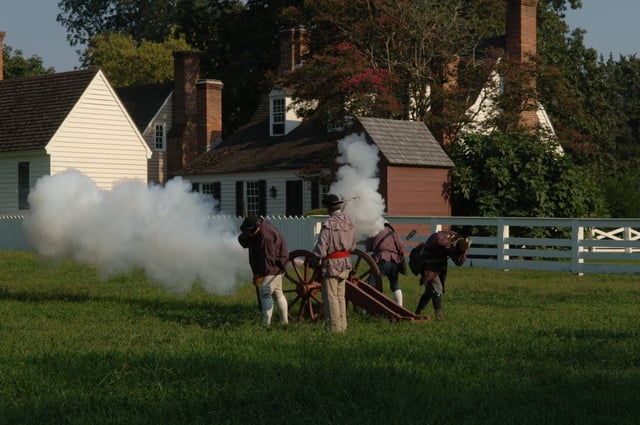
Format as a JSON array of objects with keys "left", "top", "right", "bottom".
[
  {"left": 330, "top": 134, "right": 387, "bottom": 239},
  {"left": 23, "top": 170, "right": 250, "bottom": 294}
]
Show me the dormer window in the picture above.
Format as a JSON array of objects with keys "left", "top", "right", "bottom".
[
  {"left": 155, "top": 123, "right": 166, "bottom": 150},
  {"left": 326, "top": 113, "right": 353, "bottom": 133},
  {"left": 269, "top": 89, "right": 286, "bottom": 136}
]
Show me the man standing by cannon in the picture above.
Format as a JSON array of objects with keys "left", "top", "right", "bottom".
[
  {"left": 365, "top": 222, "right": 406, "bottom": 306},
  {"left": 238, "top": 215, "right": 289, "bottom": 327},
  {"left": 311, "top": 194, "right": 356, "bottom": 333}
]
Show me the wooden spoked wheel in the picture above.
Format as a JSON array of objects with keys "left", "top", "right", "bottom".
[
  {"left": 349, "top": 248, "right": 382, "bottom": 292},
  {"left": 282, "top": 249, "right": 383, "bottom": 322},
  {"left": 283, "top": 249, "right": 323, "bottom": 322}
]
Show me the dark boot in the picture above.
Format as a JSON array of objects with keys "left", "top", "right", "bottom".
[
  {"left": 433, "top": 294, "right": 443, "bottom": 320},
  {"left": 415, "top": 293, "right": 431, "bottom": 315}
]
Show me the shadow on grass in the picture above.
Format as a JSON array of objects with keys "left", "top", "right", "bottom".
[
  {"left": 0, "top": 285, "right": 257, "bottom": 328},
  {"left": 3, "top": 336, "right": 639, "bottom": 425}
]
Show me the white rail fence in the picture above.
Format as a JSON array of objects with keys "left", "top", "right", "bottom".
[{"left": 2, "top": 215, "right": 639, "bottom": 275}]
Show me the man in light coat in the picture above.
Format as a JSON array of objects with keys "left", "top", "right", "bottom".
[{"left": 312, "top": 194, "right": 356, "bottom": 332}]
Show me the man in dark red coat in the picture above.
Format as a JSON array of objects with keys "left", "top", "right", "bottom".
[
  {"left": 365, "top": 222, "right": 406, "bottom": 306},
  {"left": 238, "top": 215, "right": 289, "bottom": 326},
  {"left": 414, "top": 230, "right": 470, "bottom": 320}
]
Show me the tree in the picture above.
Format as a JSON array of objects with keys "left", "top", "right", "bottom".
[
  {"left": 282, "top": 0, "right": 501, "bottom": 130},
  {"left": 55, "top": 0, "right": 311, "bottom": 133},
  {"left": 601, "top": 55, "right": 640, "bottom": 165},
  {"left": 180, "top": 0, "right": 304, "bottom": 133},
  {"left": 57, "top": 0, "right": 179, "bottom": 46},
  {"left": 449, "top": 131, "right": 607, "bottom": 219},
  {"left": 2, "top": 45, "right": 55, "bottom": 78},
  {"left": 536, "top": 0, "right": 617, "bottom": 168},
  {"left": 82, "top": 31, "right": 192, "bottom": 86}
]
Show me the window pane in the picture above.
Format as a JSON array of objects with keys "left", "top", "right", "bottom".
[
  {"left": 246, "top": 181, "right": 260, "bottom": 216},
  {"left": 155, "top": 124, "right": 165, "bottom": 150},
  {"left": 271, "top": 98, "right": 285, "bottom": 135}
]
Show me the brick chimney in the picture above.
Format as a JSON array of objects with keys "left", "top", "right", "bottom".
[
  {"left": 505, "top": 0, "right": 539, "bottom": 129},
  {"left": 278, "top": 27, "right": 309, "bottom": 74},
  {"left": 167, "top": 51, "right": 201, "bottom": 178},
  {"left": 0, "top": 31, "right": 5, "bottom": 80},
  {"left": 197, "top": 79, "right": 223, "bottom": 152}
]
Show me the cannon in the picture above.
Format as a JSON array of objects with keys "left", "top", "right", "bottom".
[{"left": 282, "top": 248, "right": 430, "bottom": 323}]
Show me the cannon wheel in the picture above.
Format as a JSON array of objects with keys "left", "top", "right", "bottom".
[
  {"left": 283, "top": 250, "right": 323, "bottom": 322},
  {"left": 283, "top": 249, "right": 382, "bottom": 322},
  {"left": 349, "top": 248, "right": 382, "bottom": 291}
]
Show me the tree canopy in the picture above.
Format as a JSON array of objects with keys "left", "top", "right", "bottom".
[
  {"left": 82, "top": 31, "right": 191, "bottom": 86},
  {"left": 2, "top": 45, "right": 55, "bottom": 78},
  {"left": 281, "top": 0, "right": 504, "bottom": 131},
  {"left": 449, "top": 131, "right": 607, "bottom": 218}
]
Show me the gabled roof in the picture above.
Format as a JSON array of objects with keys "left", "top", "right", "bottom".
[
  {"left": 0, "top": 69, "right": 99, "bottom": 153},
  {"left": 115, "top": 82, "right": 173, "bottom": 133},
  {"left": 356, "top": 117, "right": 454, "bottom": 168},
  {"left": 178, "top": 111, "right": 339, "bottom": 175},
  {"left": 178, "top": 100, "right": 453, "bottom": 176}
]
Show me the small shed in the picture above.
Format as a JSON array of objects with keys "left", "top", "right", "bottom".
[{"left": 353, "top": 117, "right": 454, "bottom": 216}]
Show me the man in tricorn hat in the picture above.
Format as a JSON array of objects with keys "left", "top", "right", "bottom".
[
  {"left": 414, "top": 230, "right": 470, "bottom": 320},
  {"left": 238, "top": 215, "right": 289, "bottom": 327},
  {"left": 311, "top": 194, "right": 356, "bottom": 332}
]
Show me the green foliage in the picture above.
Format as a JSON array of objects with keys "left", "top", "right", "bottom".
[
  {"left": 284, "top": 41, "right": 403, "bottom": 121},
  {"left": 284, "top": 0, "right": 498, "bottom": 125},
  {"left": 535, "top": 2, "right": 640, "bottom": 216},
  {"left": 56, "top": 0, "right": 285, "bottom": 133},
  {"left": 82, "top": 31, "right": 192, "bottom": 86},
  {"left": 537, "top": 2, "right": 616, "bottom": 167},
  {"left": 450, "top": 131, "right": 607, "bottom": 219},
  {"left": 57, "top": 0, "right": 179, "bottom": 46},
  {"left": 602, "top": 55, "right": 640, "bottom": 162},
  {"left": 1, "top": 251, "right": 639, "bottom": 424},
  {"left": 2, "top": 45, "right": 55, "bottom": 78},
  {"left": 601, "top": 170, "right": 640, "bottom": 218}
]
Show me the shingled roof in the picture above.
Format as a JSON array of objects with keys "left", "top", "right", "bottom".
[
  {"left": 115, "top": 82, "right": 173, "bottom": 133},
  {"left": 356, "top": 117, "right": 454, "bottom": 168},
  {"left": 178, "top": 111, "right": 340, "bottom": 176},
  {"left": 0, "top": 69, "right": 99, "bottom": 153},
  {"left": 178, "top": 112, "right": 453, "bottom": 176}
]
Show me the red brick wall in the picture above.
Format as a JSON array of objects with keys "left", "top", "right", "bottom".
[
  {"left": 197, "top": 79, "right": 223, "bottom": 155},
  {"left": 279, "top": 27, "right": 309, "bottom": 74},
  {"left": 168, "top": 51, "right": 201, "bottom": 177},
  {"left": 172, "top": 51, "right": 200, "bottom": 127},
  {"left": 506, "top": 0, "right": 538, "bottom": 64},
  {"left": 505, "top": 0, "right": 539, "bottom": 129}
]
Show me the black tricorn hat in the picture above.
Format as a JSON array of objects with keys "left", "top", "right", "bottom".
[
  {"left": 240, "top": 215, "right": 262, "bottom": 232},
  {"left": 323, "top": 193, "right": 344, "bottom": 207}
]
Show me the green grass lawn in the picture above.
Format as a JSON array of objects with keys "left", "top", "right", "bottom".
[{"left": 0, "top": 251, "right": 638, "bottom": 425}]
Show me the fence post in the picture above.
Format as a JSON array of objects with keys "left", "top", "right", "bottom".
[
  {"left": 497, "top": 219, "right": 509, "bottom": 271},
  {"left": 571, "top": 220, "right": 584, "bottom": 276},
  {"left": 624, "top": 227, "right": 632, "bottom": 254}
]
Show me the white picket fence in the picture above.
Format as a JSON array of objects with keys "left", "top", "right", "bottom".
[{"left": 2, "top": 215, "right": 640, "bottom": 275}]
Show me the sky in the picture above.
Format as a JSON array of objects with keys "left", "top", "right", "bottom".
[{"left": 0, "top": 0, "right": 639, "bottom": 73}]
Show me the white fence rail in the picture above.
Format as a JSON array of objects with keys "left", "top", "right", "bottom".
[{"left": 2, "top": 215, "right": 640, "bottom": 275}]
